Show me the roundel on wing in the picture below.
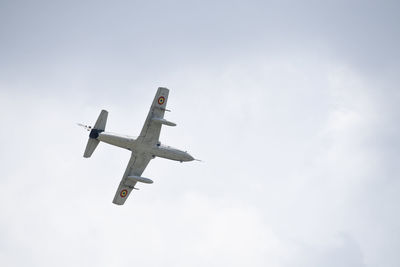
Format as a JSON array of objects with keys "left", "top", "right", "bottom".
[
  {"left": 158, "top": 96, "right": 165, "bottom": 105},
  {"left": 120, "top": 189, "right": 128, "bottom": 198}
]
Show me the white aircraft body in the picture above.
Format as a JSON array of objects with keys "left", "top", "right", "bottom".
[{"left": 79, "top": 87, "right": 194, "bottom": 205}]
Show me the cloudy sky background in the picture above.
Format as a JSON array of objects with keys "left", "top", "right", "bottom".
[{"left": 1, "top": 0, "right": 399, "bottom": 266}]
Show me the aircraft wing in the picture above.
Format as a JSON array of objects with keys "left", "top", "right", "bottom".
[
  {"left": 112, "top": 152, "right": 152, "bottom": 205},
  {"left": 113, "top": 87, "right": 172, "bottom": 205},
  {"left": 137, "top": 87, "right": 170, "bottom": 146}
]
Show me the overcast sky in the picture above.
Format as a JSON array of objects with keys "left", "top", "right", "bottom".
[{"left": 1, "top": 1, "right": 399, "bottom": 266}]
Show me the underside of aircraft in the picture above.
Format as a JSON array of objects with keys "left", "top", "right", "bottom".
[{"left": 79, "top": 87, "right": 195, "bottom": 205}]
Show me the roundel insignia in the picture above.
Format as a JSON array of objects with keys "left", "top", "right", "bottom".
[
  {"left": 158, "top": 96, "right": 165, "bottom": 105},
  {"left": 120, "top": 189, "right": 128, "bottom": 198}
]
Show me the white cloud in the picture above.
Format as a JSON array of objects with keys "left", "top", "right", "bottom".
[
  {"left": 1, "top": 1, "right": 400, "bottom": 266},
  {"left": 2, "top": 53, "right": 399, "bottom": 266}
]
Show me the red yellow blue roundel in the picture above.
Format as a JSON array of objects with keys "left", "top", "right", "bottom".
[
  {"left": 120, "top": 189, "right": 128, "bottom": 198},
  {"left": 158, "top": 96, "right": 165, "bottom": 105}
]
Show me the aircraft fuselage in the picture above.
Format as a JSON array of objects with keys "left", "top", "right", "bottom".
[{"left": 97, "top": 132, "right": 194, "bottom": 162}]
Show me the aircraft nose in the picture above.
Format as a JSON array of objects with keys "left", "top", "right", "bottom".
[{"left": 185, "top": 153, "right": 194, "bottom": 161}]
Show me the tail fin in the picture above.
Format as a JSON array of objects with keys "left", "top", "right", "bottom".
[{"left": 83, "top": 110, "right": 108, "bottom": 158}]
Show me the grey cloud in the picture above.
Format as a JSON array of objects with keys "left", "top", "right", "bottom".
[{"left": 1, "top": 0, "right": 399, "bottom": 93}]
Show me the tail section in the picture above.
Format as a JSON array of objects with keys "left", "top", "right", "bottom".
[
  {"left": 82, "top": 110, "right": 108, "bottom": 158},
  {"left": 93, "top": 110, "right": 108, "bottom": 132},
  {"left": 84, "top": 139, "right": 100, "bottom": 158}
]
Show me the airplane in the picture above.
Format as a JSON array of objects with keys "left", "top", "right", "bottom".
[{"left": 78, "top": 87, "right": 195, "bottom": 205}]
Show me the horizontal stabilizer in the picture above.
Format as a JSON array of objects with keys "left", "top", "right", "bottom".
[
  {"left": 84, "top": 138, "right": 99, "bottom": 158},
  {"left": 94, "top": 110, "right": 108, "bottom": 131},
  {"left": 82, "top": 110, "right": 108, "bottom": 158}
]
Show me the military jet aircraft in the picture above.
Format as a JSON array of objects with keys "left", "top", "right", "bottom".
[{"left": 79, "top": 87, "right": 195, "bottom": 205}]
